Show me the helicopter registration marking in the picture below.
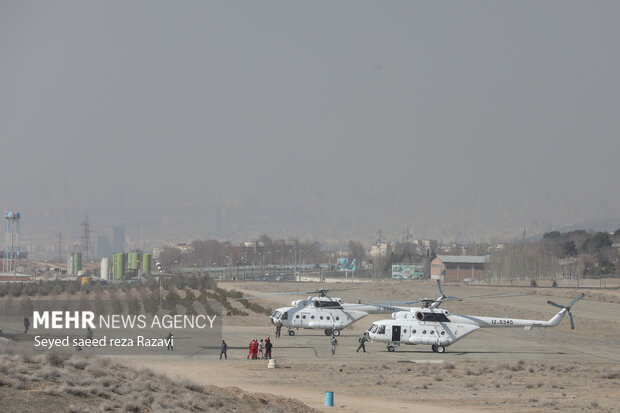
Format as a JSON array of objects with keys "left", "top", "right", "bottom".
[{"left": 491, "top": 319, "right": 514, "bottom": 325}]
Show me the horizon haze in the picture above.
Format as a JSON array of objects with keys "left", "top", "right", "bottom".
[{"left": 1, "top": 1, "right": 619, "bottom": 257}]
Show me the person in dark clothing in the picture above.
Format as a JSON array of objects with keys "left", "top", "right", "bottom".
[
  {"left": 275, "top": 321, "right": 282, "bottom": 338},
  {"left": 23, "top": 317, "right": 30, "bottom": 334},
  {"left": 356, "top": 332, "right": 368, "bottom": 353},
  {"left": 220, "top": 340, "right": 228, "bottom": 359},
  {"left": 264, "top": 337, "right": 273, "bottom": 359},
  {"left": 167, "top": 332, "right": 174, "bottom": 351}
]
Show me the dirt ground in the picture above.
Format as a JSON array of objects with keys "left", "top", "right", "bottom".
[
  {"left": 122, "top": 280, "right": 620, "bottom": 412},
  {"left": 2, "top": 279, "right": 618, "bottom": 411}
]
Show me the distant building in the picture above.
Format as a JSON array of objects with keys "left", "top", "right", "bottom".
[
  {"left": 431, "top": 255, "right": 489, "bottom": 281},
  {"left": 369, "top": 242, "right": 390, "bottom": 259},
  {"left": 557, "top": 257, "right": 579, "bottom": 279},
  {"left": 97, "top": 235, "right": 112, "bottom": 258},
  {"left": 152, "top": 247, "right": 163, "bottom": 259},
  {"left": 417, "top": 239, "right": 438, "bottom": 256},
  {"left": 243, "top": 241, "right": 257, "bottom": 249},
  {"left": 176, "top": 242, "right": 192, "bottom": 253},
  {"left": 112, "top": 227, "right": 125, "bottom": 254}
]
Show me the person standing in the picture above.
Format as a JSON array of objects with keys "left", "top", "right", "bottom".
[
  {"left": 220, "top": 340, "right": 228, "bottom": 359},
  {"left": 264, "top": 337, "right": 273, "bottom": 359},
  {"left": 330, "top": 335, "right": 338, "bottom": 355},
  {"left": 248, "top": 338, "right": 258, "bottom": 359},
  {"left": 275, "top": 321, "right": 282, "bottom": 338},
  {"left": 23, "top": 317, "right": 30, "bottom": 335},
  {"left": 167, "top": 332, "right": 174, "bottom": 351},
  {"left": 356, "top": 332, "right": 368, "bottom": 353},
  {"left": 258, "top": 339, "right": 265, "bottom": 359}
]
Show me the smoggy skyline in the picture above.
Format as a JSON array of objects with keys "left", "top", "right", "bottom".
[{"left": 1, "top": 1, "right": 619, "bottom": 256}]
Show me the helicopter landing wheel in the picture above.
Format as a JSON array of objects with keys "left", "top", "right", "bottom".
[
  {"left": 431, "top": 345, "right": 438, "bottom": 352},
  {"left": 288, "top": 330, "right": 295, "bottom": 336},
  {"left": 333, "top": 329, "right": 340, "bottom": 336},
  {"left": 324, "top": 329, "right": 332, "bottom": 336},
  {"left": 387, "top": 345, "right": 395, "bottom": 352},
  {"left": 436, "top": 345, "right": 445, "bottom": 353}
]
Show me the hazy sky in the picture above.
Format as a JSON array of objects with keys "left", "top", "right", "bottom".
[{"left": 1, "top": 1, "right": 619, "bottom": 251}]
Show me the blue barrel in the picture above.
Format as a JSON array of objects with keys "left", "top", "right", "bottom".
[{"left": 324, "top": 391, "right": 334, "bottom": 407}]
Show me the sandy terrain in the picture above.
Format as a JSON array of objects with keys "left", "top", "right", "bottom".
[
  {"left": 120, "top": 280, "right": 620, "bottom": 412},
  {"left": 2, "top": 279, "right": 618, "bottom": 411}
]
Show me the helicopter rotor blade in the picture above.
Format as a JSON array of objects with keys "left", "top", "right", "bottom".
[
  {"left": 436, "top": 280, "right": 446, "bottom": 297},
  {"left": 568, "top": 311, "right": 575, "bottom": 329},
  {"left": 546, "top": 300, "right": 564, "bottom": 309},
  {"left": 569, "top": 293, "right": 585, "bottom": 308}
]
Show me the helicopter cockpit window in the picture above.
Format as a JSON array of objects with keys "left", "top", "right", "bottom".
[
  {"left": 271, "top": 311, "right": 280, "bottom": 318},
  {"left": 281, "top": 312, "right": 288, "bottom": 320},
  {"left": 377, "top": 326, "right": 385, "bottom": 335},
  {"left": 369, "top": 324, "right": 378, "bottom": 333}
]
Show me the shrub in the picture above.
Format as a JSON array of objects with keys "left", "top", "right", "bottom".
[
  {"left": 46, "top": 353, "right": 66, "bottom": 368},
  {"left": 23, "top": 283, "right": 38, "bottom": 296},
  {"left": 51, "top": 283, "right": 64, "bottom": 295},
  {"left": 9, "top": 283, "right": 23, "bottom": 297}
]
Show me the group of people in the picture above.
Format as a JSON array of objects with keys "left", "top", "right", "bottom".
[
  {"left": 220, "top": 331, "right": 368, "bottom": 359},
  {"left": 218, "top": 337, "right": 274, "bottom": 360},
  {"left": 247, "top": 337, "right": 273, "bottom": 359}
]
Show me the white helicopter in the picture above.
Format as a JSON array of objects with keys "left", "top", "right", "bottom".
[
  {"left": 366, "top": 287, "right": 585, "bottom": 353},
  {"left": 268, "top": 288, "right": 409, "bottom": 337}
]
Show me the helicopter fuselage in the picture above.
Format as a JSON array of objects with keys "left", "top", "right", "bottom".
[
  {"left": 367, "top": 307, "right": 568, "bottom": 352},
  {"left": 270, "top": 296, "right": 404, "bottom": 336}
]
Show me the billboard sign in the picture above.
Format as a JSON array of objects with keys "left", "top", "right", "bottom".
[
  {"left": 392, "top": 263, "right": 424, "bottom": 279},
  {"left": 336, "top": 258, "right": 356, "bottom": 272}
]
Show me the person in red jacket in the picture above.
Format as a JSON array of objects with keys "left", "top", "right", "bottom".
[{"left": 247, "top": 338, "right": 259, "bottom": 359}]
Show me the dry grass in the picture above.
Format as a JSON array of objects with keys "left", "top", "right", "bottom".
[
  {"left": 240, "top": 357, "right": 620, "bottom": 412},
  {"left": 0, "top": 341, "right": 316, "bottom": 413}
]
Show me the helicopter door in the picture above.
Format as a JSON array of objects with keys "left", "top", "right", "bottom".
[{"left": 391, "top": 325, "right": 401, "bottom": 342}]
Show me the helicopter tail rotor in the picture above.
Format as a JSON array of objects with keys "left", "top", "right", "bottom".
[{"left": 547, "top": 293, "right": 584, "bottom": 329}]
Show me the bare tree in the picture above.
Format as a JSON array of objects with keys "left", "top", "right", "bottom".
[{"left": 347, "top": 240, "right": 366, "bottom": 267}]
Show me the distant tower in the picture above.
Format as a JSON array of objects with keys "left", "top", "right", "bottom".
[
  {"left": 3, "top": 211, "right": 21, "bottom": 274},
  {"left": 403, "top": 226, "right": 413, "bottom": 243},
  {"left": 80, "top": 215, "right": 94, "bottom": 261},
  {"left": 113, "top": 226, "right": 125, "bottom": 253}
]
